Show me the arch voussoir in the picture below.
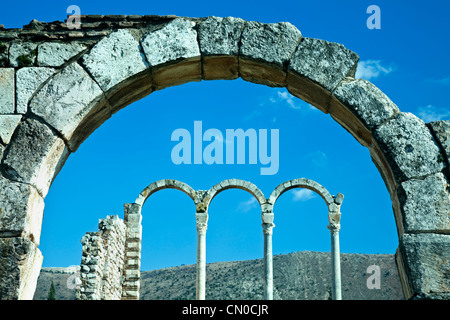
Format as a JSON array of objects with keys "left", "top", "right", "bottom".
[
  {"left": 287, "top": 37, "right": 359, "bottom": 113},
  {"left": 141, "top": 18, "right": 201, "bottom": 90},
  {"left": 239, "top": 21, "right": 302, "bottom": 88},
  {"left": 198, "top": 16, "right": 245, "bottom": 81}
]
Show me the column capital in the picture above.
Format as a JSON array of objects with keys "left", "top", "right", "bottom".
[
  {"left": 327, "top": 223, "right": 341, "bottom": 233},
  {"left": 262, "top": 223, "right": 275, "bottom": 235},
  {"left": 195, "top": 212, "right": 208, "bottom": 235}
]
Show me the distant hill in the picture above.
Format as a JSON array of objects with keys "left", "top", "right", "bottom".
[{"left": 33, "top": 251, "right": 404, "bottom": 300}]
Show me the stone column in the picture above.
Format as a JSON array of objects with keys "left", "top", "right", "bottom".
[
  {"left": 328, "top": 223, "right": 342, "bottom": 300},
  {"left": 195, "top": 211, "right": 208, "bottom": 300},
  {"left": 262, "top": 212, "right": 275, "bottom": 300}
]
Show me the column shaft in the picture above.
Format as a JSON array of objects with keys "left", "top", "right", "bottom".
[
  {"left": 329, "top": 225, "right": 342, "bottom": 300},
  {"left": 263, "top": 223, "right": 274, "bottom": 300},
  {"left": 196, "top": 230, "right": 206, "bottom": 300}
]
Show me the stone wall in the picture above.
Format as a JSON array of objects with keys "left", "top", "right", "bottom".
[{"left": 77, "top": 215, "right": 126, "bottom": 300}]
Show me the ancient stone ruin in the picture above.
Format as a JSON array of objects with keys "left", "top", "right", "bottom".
[
  {"left": 0, "top": 15, "right": 449, "bottom": 300},
  {"left": 76, "top": 178, "right": 344, "bottom": 300}
]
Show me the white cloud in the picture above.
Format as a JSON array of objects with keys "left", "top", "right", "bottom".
[
  {"left": 292, "top": 189, "right": 316, "bottom": 202},
  {"left": 237, "top": 197, "right": 258, "bottom": 212},
  {"left": 304, "top": 150, "right": 328, "bottom": 168},
  {"left": 270, "top": 89, "right": 316, "bottom": 111},
  {"left": 426, "top": 76, "right": 450, "bottom": 86},
  {"left": 355, "top": 60, "right": 394, "bottom": 80},
  {"left": 417, "top": 105, "right": 450, "bottom": 123}
]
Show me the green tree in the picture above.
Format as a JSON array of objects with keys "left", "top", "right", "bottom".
[{"left": 47, "top": 281, "right": 56, "bottom": 300}]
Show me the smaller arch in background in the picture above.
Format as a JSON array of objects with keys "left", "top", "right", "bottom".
[
  {"left": 134, "top": 179, "right": 197, "bottom": 207},
  {"left": 268, "top": 178, "right": 342, "bottom": 212}
]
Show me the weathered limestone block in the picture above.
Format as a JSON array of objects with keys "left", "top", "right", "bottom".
[
  {"left": 0, "top": 68, "right": 15, "bottom": 113},
  {"left": 287, "top": 38, "right": 359, "bottom": 112},
  {"left": 374, "top": 112, "right": 445, "bottom": 184},
  {"left": 141, "top": 18, "right": 201, "bottom": 89},
  {"left": 198, "top": 16, "right": 245, "bottom": 80},
  {"left": 330, "top": 79, "right": 400, "bottom": 146},
  {"left": 82, "top": 29, "right": 148, "bottom": 92},
  {"left": 82, "top": 29, "right": 150, "bottom": 112},
  {"left": 240, "top": 21, "right": 301, "bottom": 87},
  {"left": 29, "top": 62, "right": 108, "bottom": 151},
  {"left": 9, "top": 42, "right": 37, "bottom": 67},
  {"left": 0, "top": 176, "right": 44, "bottom": 242},
  {"left": 16, "top": 67, "right": 55, "bottom": 114},
  {"left": 0, "top": 115, "right": 21, "bottom": 145},
  {"left": 399, "top": 233, "right": 450, "bottom": 299},
  {"left": 1, "top": 118, "right": 69, "bottom": 197},
  {"left": 398, "top": 173, "right": 450, "bottom": 233},
  {"left": 0, "top": 237, "right": 43, "bottom": 300},
  {"left": 428, "top": 120, "right": 450, "bottom": 167},
  {"left": 37, "top": 42, "right": 86, "bottom": 67}
]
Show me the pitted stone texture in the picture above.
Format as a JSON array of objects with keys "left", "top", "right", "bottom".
[
  {"left": 198, "top": 16, "right": 245, "bottom": 56},
  {"left": 398, "top": 173, "right": 450, "bottom": 233},
  {"left": 141, "top": 18, "right": 200, "bottom": 66},
  {"left": 0, "top": 176, "right": 44, "bottom": 242},
  {"left": 0, "top": 68, "right": 15, "bottom": 113},
  {"left": 333, "top": 78, "right": 400, "bottom": 130},
  {"left": 0, "top": 237, "right": 43, "bottom": 300},
  {"left": 429, "top": 120, "right": 450, "bottom": 165},
  {"left": 0, "top": 42, "right": 9, "bottom": 67},
  {"left": 399, "top": 233, "right": 450, "bottom": 297},
  {"left": 239, "top": 21, "right": 301, "bottom": 87},
  {"left": 82, "top": 29, "right": 148, "bottom": 92},
  {"left": 289, "top": 38, "right": 359, "bottom": 92},
  {"left": 240, "top": 21, "right": 301, "bottom": 67},
  {"left": 16, "top": 67, "right": 55, "bottom": 114},
  {"left": 37, "top": 42, "right": 86, "bottom": 67},
  {"left": 29, "top": 62, "right": 105, "bottom": 142},
  {"left": 0, "top": 115, "right": 21, "bottom": 145},
  {"left": 374, "top": 112, "right": 445, "bottom": 183},
  {"left": 9, "top": 42, "right": 37, "bottom": 67},
  {"left": 1, "top": 118, "right": 69, "bottom": 197}
]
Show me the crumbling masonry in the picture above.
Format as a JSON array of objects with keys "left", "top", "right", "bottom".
[{"left": 0, "top": 15, "right": 449, "bottom": 300}]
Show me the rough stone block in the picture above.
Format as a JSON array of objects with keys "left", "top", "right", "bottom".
[
  {"left": 0, "top": 176, "right": 44, "bottom": 242},
  {"left": 37, "top": 42, "right": 86, "bottom": 67},
  {"left": 0, "top": 68, "right": 15, "bottom": 113},
  {"left": 240, "top": 21, "right": 301, "bottom": 87},
  {"left": 29, "top": 62, "right": 107, "bottom": 150},
  {"left": 374, "top": 112, "right": 445, "bottom": 183},
  {"left": 331, "top": 78, "right": 400, "bottom": 130},
  {"left": 16, "top": 67, "right": 55, "bottom": 114},
  {"left": 0, "top": 237, "right": 43, "bottom": 300},
  {"left": 289, "top": 38, "right": 359, "bottom": 91},
  {"left": 198, "top": 16, "right": 245, "bottom": 80},
  {"left": 0, "top": 114, "right": 22, "bottom": 145},
  {"left": 399, "top": 233, "right": 450, "bottom": 298},
  {"left": 82, "top": 29, "right": 148, "bottom": 92},
  {"left": 287, "top": 38, "right": 359, "bottom": 112},
  {"left": 1, "top": 118, "right": 69, "bottom": 197},
  {"left": 398, "top": 173, "right": 450, "bottom": 233},
  {"left": 9, "top": 42, "right": 37, "bottom": 67},
  {"left": 428, "top": 120, "right": 450, "bottom": 167},
  {"left": 141, "top": 18, "right": 201, "bottom": 89}
]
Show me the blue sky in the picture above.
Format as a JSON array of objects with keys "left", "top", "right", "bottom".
[{"left": 1, "top": 1, "right": 449, "bottom": 271}]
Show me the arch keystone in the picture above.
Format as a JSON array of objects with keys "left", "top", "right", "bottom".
[{"left": 198, "top": 16, "right": 245, "bottom": 80}]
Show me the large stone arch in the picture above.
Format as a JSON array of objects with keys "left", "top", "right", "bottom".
[{"left": 0, "top": 15, "right": 449, "bottom": 300}]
